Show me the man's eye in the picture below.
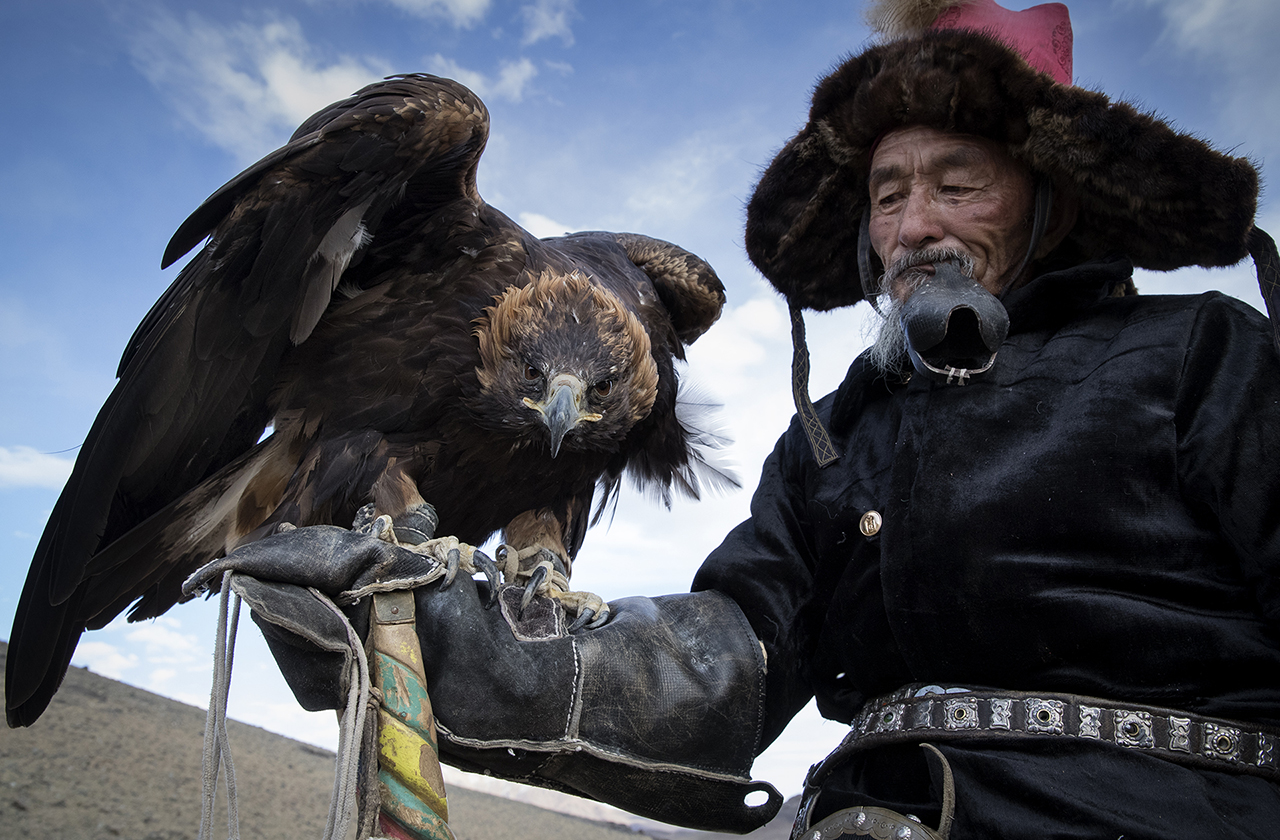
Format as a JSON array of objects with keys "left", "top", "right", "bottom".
[
  {"left": 877, "top": 192, "right": 904, "bottom": 208},
  {"left": 941, "top": 185, "right": 974, "bottom": 196}
]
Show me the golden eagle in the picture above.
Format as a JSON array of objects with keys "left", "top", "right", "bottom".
[{"left": 7, "top": 74, "right": 733, "bottom": 727}]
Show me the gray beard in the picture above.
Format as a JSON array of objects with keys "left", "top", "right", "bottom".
[{"left": 866, "top": 247, "right": 976, "bottom": 375}]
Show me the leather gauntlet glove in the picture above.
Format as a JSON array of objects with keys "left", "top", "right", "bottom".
[
  {"left": 186, "top": 525, "right": 782, "bottom": 833},
  {"left": 417, "top": 577, "right": 781, "bottom": 832}
]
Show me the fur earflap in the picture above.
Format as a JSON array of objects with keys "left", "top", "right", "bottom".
[{"left": 745, "top": 28, "right": 1259, "bottom": 312}]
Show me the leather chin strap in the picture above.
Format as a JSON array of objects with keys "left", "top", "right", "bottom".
[
  {"left": 858, "top": 206, "right": 883, "bottom": 315},
  {"left": 1001, "top": 178, "right": 1055, "bottom": 301}
]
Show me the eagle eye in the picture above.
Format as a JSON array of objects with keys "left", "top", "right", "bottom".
[
  {"left": 523, "top": 364, "right": 541, "bottom": 382},
  {"left": 593, "top": 379, "right": 615, "bottom": 397}
]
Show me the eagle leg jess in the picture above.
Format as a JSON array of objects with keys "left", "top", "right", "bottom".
[
  {"left": 353, "top": 503, "right": 500, "bottom": 603},
  {"left": 389, "top": 503, "right": 440, "bottom": 547}
]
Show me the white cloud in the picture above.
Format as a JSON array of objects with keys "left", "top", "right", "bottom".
[
  {"left": 517, "top": 211, "right": 573, "bottom": 237},
  {"left": 1141, "top": 0, "right": 1276, "bottom": 54},
  {"left": 383, "top": 0, "right": 492, "bottom": 27},
  {"left": 426, "top": 54, "right": 538, "bottom": 102},
  {"left": 687, "top": 294, "right": 787, "bottom": 403},
  {"left": 128, "top": 12, "right": 390, "bottom": 163},
  {"left": 1139, "top": 0, "right": 1280, "bottom": 141},
  {"left": 149, "top": 667, "right": 178, "bottom": 685},
  {"left": 0, "top": 445, "right": 74, "bottom": 489},
  {"left": 126, "top": 617, "right": 202, "bottom": 664},
  {"left": 520, "top": 0, "right": 576, "bottom": 46},
  {"left": 554, "top": 125, "right": 764, "bottom": 243},
  {"left": 71, "top": 641, "right": 139, "bottom": 680}
]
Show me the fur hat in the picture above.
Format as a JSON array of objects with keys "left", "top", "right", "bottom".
[{"left": 745, "top": 0, "right": 1262, "bottom": 312}]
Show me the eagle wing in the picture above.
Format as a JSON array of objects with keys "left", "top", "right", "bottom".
[{"left": 7, "top": 74, "right": 495, "bottom": 727}]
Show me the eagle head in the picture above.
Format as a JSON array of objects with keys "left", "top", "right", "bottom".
[{"left": 472, "top": 269, "right": 659, "bottom": 456}]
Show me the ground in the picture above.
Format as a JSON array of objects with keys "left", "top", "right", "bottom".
[{"left": 0, "top": 641, "right": 657, "bottom": 840}]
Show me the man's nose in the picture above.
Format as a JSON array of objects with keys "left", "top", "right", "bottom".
[{"left": 897, "top": 190, "right": 944, "bottom": 249}]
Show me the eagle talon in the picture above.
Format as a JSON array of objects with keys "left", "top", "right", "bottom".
[
  {"left": 521, "top": 564, "right": 549, "bottom": 614},
  {"left": 472, "top": 549, "right": 500, "bottom": 608},
  {"left": 567, "top": 607, "right": 595, "bottom": 633},
  {"left": 356, "top": 515, "right": 397, "bottom": 544},
  {"left": 547, "top": 588, "right": 611, "bottom": 630},
  {"left": 442, "top": 547, "right": 462, "bottom": 588}
]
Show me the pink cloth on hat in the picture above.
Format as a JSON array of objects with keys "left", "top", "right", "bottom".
[{"left": 933, "top": 0, "right": 1073, "bottom": 85}]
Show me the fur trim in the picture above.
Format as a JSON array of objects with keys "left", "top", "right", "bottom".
[
  {"left": 865, "top": 0, "right": 971, "bottom": 37},
  {"left": 745, "top": 28, "right": 1259, "bottom": 312}
]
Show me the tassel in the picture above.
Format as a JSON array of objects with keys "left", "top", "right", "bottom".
[
  {"left": 865, "top": 0, "right": 973, "bottom": 36},
  {"left": 1248, "top": 227, "right": 1280, "bottom": 359},
  {"left": 789, "top": 306, "right": 840, "bottom": 467}
]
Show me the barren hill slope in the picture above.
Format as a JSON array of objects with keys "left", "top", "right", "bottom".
[{"left": 0, "top": 641, "right": 648, "bottom": 840}]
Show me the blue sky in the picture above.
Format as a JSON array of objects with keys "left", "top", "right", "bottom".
[{"left": 2, "top": 0, "right": 1277, "bottom": 812}]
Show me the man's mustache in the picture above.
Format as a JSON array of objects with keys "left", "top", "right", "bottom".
[{"left": 882, "top": 247, "right": 976, "bottom": 290}]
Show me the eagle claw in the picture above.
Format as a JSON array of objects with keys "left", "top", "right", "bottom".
[
  {"left": 442, "top": 547, "right": 462, "bottom": 587},
  {"left": 567, "top": 607, "right": 597, "bottom": 633},
  {"left": 520, "top": 564, "right": 548, "bottom": 614},
  {"left": 498, "top": 543, "right": 610, "bottom": 630},
  {"left": 471, "top": 549, "right": 500, "bottom": 608},
  {"left": 351, "top": 503, "right": 380, "bottom": 533}
]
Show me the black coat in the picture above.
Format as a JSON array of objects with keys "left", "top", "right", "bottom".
[{"left": 695, "top": 258, "right": 1280, "bottom": 838}]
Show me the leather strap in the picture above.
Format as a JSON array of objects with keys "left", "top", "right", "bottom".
[{"left": 789, "top": 305, "right": 840, "bottom": 466}]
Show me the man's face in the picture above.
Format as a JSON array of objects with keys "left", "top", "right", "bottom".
[{"left": 868, "top": 126, "right": 1035, "bottom": 301}]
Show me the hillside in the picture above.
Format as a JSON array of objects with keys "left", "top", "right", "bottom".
[
  {"left": 0, "top": 641, "right": 645, "bottom": 840},
  {"left": 0, "top": 641, "right": 797, "bottom": 840}
]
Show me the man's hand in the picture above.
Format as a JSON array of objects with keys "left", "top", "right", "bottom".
[
  {"left": 180, "top": 523, "right": 444, "bottom": 602},
  {"left": 180, "top": 503, "right": 501, "bottom": 604}
]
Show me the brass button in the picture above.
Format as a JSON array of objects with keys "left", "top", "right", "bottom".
[{"left": 859, "top": 510, "right": 882, "bottom": 537}]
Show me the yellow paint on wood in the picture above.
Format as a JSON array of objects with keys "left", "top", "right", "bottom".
[{"left": 378, "top": 709, "right": 449, "bottom": 820}]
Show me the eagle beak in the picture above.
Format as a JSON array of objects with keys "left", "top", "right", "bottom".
[{"left": 523, "top": 373, "right": 603, "bottom": 457}]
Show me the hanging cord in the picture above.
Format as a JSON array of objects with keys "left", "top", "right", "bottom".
[
  {"left": 310, "top": 587, "right": 376, "bottom": 840},
  {"left": 197, "top": 576, "right": 377, "bottom": 840},
  {"left": 199, "top": 572, "right": 242, "bottom": 840}
]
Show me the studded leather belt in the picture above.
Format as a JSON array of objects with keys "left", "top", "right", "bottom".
[{"left": 816, "top": 684, "right": 1280, "bottom": 785}]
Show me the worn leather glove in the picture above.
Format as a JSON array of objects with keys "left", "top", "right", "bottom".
[
  {"left": 415, "top": 574, "right": 782, "bottom": 833},
  {"left": 185, "top": 523, "right": 782, "bottom": 833},
  {"left": 181, "top": 520, "right": 448, "bottom": 602}
]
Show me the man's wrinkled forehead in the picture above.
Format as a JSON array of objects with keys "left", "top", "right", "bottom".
[{"left": 868, "top": 128, "right": 1011, "bottom": 193}]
